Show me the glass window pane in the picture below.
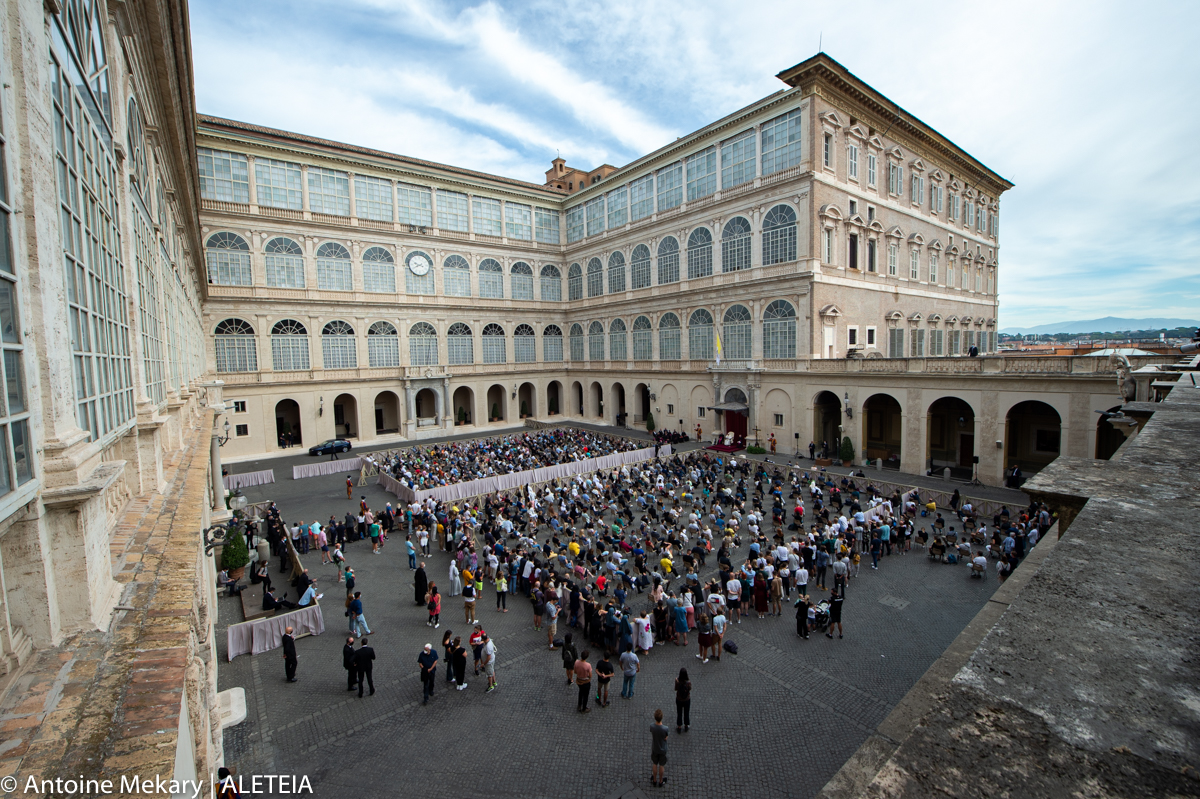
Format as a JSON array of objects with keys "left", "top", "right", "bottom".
[
  {"left": 4, "top": 350, "right": 23, "bottom": 414},
  {"left": 0, "top": 210, "right": 11, "bottom": 274},
  {"left": 0, "top": 278, "right": 17, "bottom": 343},
  {"left": 12, "top": 419, "right": 31, "bottom": 485},
  {"left": 0, "top": 425, "right": 9, "bottom": 494}
]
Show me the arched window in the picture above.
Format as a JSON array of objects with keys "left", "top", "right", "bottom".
[
  {"left": 205, "top": 232, "right": 251, "bottom": 286},
  {"left": 514, "top": 323, "right": 535, "bottom": 363},
  {"left": 270, "top": 319, "right": 309, "bottom": 371},
  {"left": 265, "top": 236, "right": 304, "bottom": 288},
  {"left": 657, "top": 236, "right": 680, "bottom": 284},
  {"left": 762, "top": 300, "right": 796, "bottom": 359},
  {"left": 762, "top": 204, "right": 797, "bottom": 265},
  {"left": 479, "top": 258, "right": 504, "bottom": 299},
  {"left": 443, "top": 254, "right": 470, "bottom": 297},
  {"left": 687, "top": 227, "right": 713, "bottom": 279},
  {"left": 362, "top": 246, "right": 396, "bottom": 294},
  {"left": 405, "top": 250, "right": 434, "bottom": 295},
  {"left": 126, "top": 98, "right": 147, "bottom": 200},
  {"left": 447, "top": 322, "right": 473, "bottom": 365},
  {"left": 409, "top": 322, "right": 438, "bottom": 366},
  {"left": 214, "top": 318, "right": 257, "bottom": 373},
  {"left": 567, "top": 263, "right": 583, "bottom": 301},
  {"left": 482, "top": 323, "right": 506, "bottom": 364},
  {"left": 631, "top": 244, "right": 651, "bottom": 290},
  {"left": 543, "top": 324, "right": 563, "bottom": 362},
  {"left": 367, "top": 321, "right": 399, "bottom": 367},
  {"left": 722, "top": 217, "right": 752, "bottom": 272},
  {"left": 689, "top": 309, "right": 713, "bottom": 360},
  {"left": 632, "top": 315, "right": 652, "bottom": 360},
  {"left": 316, "top": 241, "right": 352, "bottom": 291},
  {"left": 588, "top": 321, "right": 605, "bottom": 361},
  {"left": 511, "top": 262, "right": 534, "bottom": 300},
  {"left": 540, "top": 264, "right": 562, "bottom": 302},
  {"left": 609, "top": 318, "right": 628, "bottom": 361},
  {"left": 658, "top": 313, "right": 681, "bottom": 360},
  {"left": 569, "top": 323, "right": 584, "bottom": 361},
  {"left": 723, "top": 304, "right": 752, "bottom": 359},
  {"left": 608, "top": 252, "right": 626, "bottom": 293},
  {"left": 586, "top": 257, "right": 604, "bottom": 298},
  {"left": 321, "top": 320, "right": 357, "bottom": 369}
]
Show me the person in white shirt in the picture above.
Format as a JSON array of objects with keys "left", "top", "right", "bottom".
[
  {"left": 795, "top": 566, "right": 809, "bottom": 597},
  {"left": 726, "top": 577, "right": 742, "bottom": 624},
  {"left": 971, "top": 552, "right": 988, "bottom": 578}
]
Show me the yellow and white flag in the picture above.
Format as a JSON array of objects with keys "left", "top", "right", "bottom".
[{"left": 714, "top": 330, "right": 723, "bottom": 364}]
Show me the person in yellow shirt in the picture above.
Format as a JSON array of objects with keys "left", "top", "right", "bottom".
[
  {"left": 568, "top": 539, "right": 581, "bottom": 558},
  {"left": 660, "top": 555, "right": 674, "bottom": 575}
]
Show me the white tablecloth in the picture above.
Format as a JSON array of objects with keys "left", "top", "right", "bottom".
[
  {"left": 224, "top": 469, "right": 275, "bottom": 490},
  {"left": 292, "top": 458, "right": 362, "bottom": 480},
  {"left": 226, "top": 602, "right": 326, "bottom": 660}
]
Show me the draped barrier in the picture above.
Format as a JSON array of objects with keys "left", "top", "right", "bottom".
[
  {"left": 224, "top": 469, "right": 275, "bottom": 490},
  {"left": 225, "top": 602, "right": 325, "bottom": 660},
  {"left": 292, "top": 457, "right": 362, "bottom": 480}
]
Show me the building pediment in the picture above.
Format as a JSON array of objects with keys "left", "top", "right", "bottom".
[
  {"left": 868, "top": 219, "right": 885, "bottom": 233},
  {"left": 886, "top": 310, "right": 904, "bottom": 321},
  {"left": 960, "top": 316, "right": 973, "bottom": 324},
  {"left": 927, "top": 313, "right": 942, "bottom": 323},
  {"left": 819, "top": 304, "right": 843, "bottom": 318},
  {"left": 868, "top": 135, "right": 885, "bottom": 151},
  {"left": 907, "top": 312, "right": 923, "bottom": 323},
  {"left": 949, "top": 178, "right": 962, "bottom": 191},
  {"left": 929, "top": 169, "right": 945, "bottom": 181},
  {"left": 818, "top": 203, "right": 843, "bottom": 221},
  {"left": 907, "top": 232, "right": 925, "bottom": 245},
  {"left": 928, "top": 238, "right": 943, "bottom": 251},
  {"left": 887, "top": 146, "right": 904, "bottom": 160},
  {"left": 945, "top": 315, "right": 959, "bottom": 324},
  {"left": 886, "top": 225, "right": 905, "bottom": 239},
  {"left": 909, "top": 158, "right": 926, "bottom": 172},
  {"left": 847, "top": 213, "right": 866, "bottom": 227},
  {"left": 846, "top": 124, "right": 868, "bottom": 141},
  {"left": 819, "top": 111, "right": 844, "bottom": 128}
]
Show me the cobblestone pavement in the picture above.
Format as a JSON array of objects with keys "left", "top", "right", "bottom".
[{"left": 218, "top": 443, "right": 1002, "bottom": 799}]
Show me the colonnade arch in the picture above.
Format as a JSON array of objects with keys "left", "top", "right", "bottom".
[
  {"left": 333, "top": 393, "right": 358, "bottom": 438},
  {"left": 812, "top": 391, "right": 842, "bottom": 457},
  {"left": 518, "top": 382, "right": 536, "bottom": 418},
  {"left": 452, "top": 386, "right": 474, "bottom": 426},
  {"left": 373, "top": 391, "right": 401, "bottom": 435},
  {"left": 486, "top": 384, "right": 507, "bottom": 422},
  {"left": 862, "top": 393, "right": 902, "bottom": 468},
  {"left": 927, "top": 397, "right": 975, "bottom": 478},
  {"left": 275, "top": 398, "right": 302, "bottom": 448},
  {"left": 1005, "top": 400, "right": 1062, "bottom": 475}
]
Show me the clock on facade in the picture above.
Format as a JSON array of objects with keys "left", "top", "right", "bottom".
[{"left": 407, "top": 252, "right": 431, "bottom": 276}]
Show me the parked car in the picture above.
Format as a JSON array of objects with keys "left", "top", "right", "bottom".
[{"left": 308, "top": 438, "right": 352, "bottom": 456}]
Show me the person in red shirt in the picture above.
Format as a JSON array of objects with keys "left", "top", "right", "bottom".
[
  {"left": 469, "top": 623, "right": 486, "bottom": 675},
  {"left": 596, "top": 574, "right": 607, "bottom": 595}
]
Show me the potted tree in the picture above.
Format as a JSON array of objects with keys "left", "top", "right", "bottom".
[
  {"left": 220, "top": 523, "right": 250, "bottom": 581},
  {"left": 839, "top": 436, "right": 855, "bottom": 466},
  {"left": 457, "top": 406, "right": 466, "bottom": 426},
  {"left": 548, "top": 395, "right": 558, "bottom": 416},
  {"left": 645, "top": 410, "right": 656, "bottom": 433},
  {"left": 490, "top": 402, "right": 499, "bottom": 422},
  {"left": 520, "top": 400, "right": 529, "bottom": 418}
]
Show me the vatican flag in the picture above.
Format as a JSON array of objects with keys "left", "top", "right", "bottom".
[{"left": 714, "top": 330, "right": 723, "bottom": 364}]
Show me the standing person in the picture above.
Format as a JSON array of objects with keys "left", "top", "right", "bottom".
[
  {"left": 574, "top": 650, "right": 593, "bottom": 713},
  {"left": 672, "top": 599, "right": 689, "bottom": 646},
  {"left": 369, "top": 517, "right": 382, "bottom": 554},
  {"left": 481, "top": 632, "right": 497, "bottom": 693},
  {"left": 710, "top": 607, "right": 726, "bottom": 660},
  {"left": 462, "top": 579, "right": 477, "bottom": 624},
  {"left": 795, "top": 596, "right": 810, "bottom": 639},
  {"left": 347, "top": 475, "right": 354, "bottom": 500},
  {"left": 808, "top": 441, "right": 816, "bottom": 460},
  {"left": 332, "top": 544, "right": 346, "bottom": 582},
  {"left": 343, "top": 636, "right": 358, "bottom": 691},
  {"left": 795, "top": 563, "right": 809, "bottom": 597},
  {"left": 317, "top": 526, "right": 331, "bottom": 564},
  {"left": 561, "top": 632, "right": 579, "bottom": 686},
  {"left": 595, "top": 651, "right": 614, "bottom": 707},
  {"left": 414, "top": 563, "right": 428, "bottom": 606},
  {"left": 869, "top": 532, "right": 882, "bottom": 570},
  {"left": 695, "top": 610, "right": 712, "bottom": 663},
  {"left": 769, "top": 572, "right": 783, "bottom": 617},
  {"left": 469, "top": 623, "right": 486, "bottom": 676},
  {"left": 634, "top": 610, "right": 654, "bottom": 654},
  {"left": 826, "top": 589, "right": 845, "bottom": 639},
  {"left": 545, "top": 598, "right": 560, "bottom": 650},
  {"left": 619, "top": 648, "right": 640, "bottom": 698},
  {"left": 832, "top": 555, "right": 848, "bottom": 595},
  {"left": 650, "top": 709, "right": 669, "bottom": 788},
  {"left": 495, "top": 571, "right": 508, "bottom": 612},
  {"left": 450, "top": 636, "right": 468, "bottom": 690},
  {"left": 726, "top": 573, "right": 742, "bottom": 624},
  {"left": 418, "top": 643, "right": 438, "bottom": 704},
  {"left": 674, "top": 668, "right": 691, "bottom": 732},
  {"left": 355, "top": 637, "right": 375, "bottom": 697},
  {"left": 349, "top": 591, "right": 371, "bottom": 636},
  {"left": 282, "top": 626, "right": 298, "bottom": 683},
  {"left": 406, "top": 536, "right": 417, "bottom": 570},
  {"left": 426, "top": 584, "right": 441, "bottom": 628}
]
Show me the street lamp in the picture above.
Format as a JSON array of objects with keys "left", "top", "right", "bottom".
[
  {"left": 228, "top": 487, "right": 248, "bottom": 512},
  {"left": 217, "top": 418, "right": 232, "bottom": 447}
]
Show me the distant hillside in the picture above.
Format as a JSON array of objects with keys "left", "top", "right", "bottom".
[{"left": 1000, "top": 317, "right": 1199, "bottom": 336}]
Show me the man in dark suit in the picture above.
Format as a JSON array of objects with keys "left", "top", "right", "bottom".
[
  {"left": 355, "top": 637, "right": 376, "bottom": 697},
  {"left": 343, "top": 636, "right": 358, "bottom": 691},
  {"left": 263, "top": 589, "right": 297, "bottom": 613},
  {"left": 282, "top": 626, "right": 298, "bottom": 682}
]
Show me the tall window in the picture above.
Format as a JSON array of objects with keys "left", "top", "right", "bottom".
[
  {"left": 568, "top": 263, "right": 583, "bottom": 300},
  {"left": 630, "top": 174, "right": 654, "bottom": 221},
  {"left": 609, "top": 319, "right": 628, "bottom": 361},
  {"left": 949, "top": 329, "right": 961, "bottom": 356},
  {"left": 721, "top": 130, "right": 755, "bottom": 190},
  {"left": 910, "top": 250, "right": 920, "bottom": 280},
  {"left": 367, "top": 321, "right": 399, "bottom": 367},
  {"left": 514, "top": 324, "right": 535, "bottom": 363},
  {"left": 867, "top": 240, "right": 877, "bottom": 273},
  {"left": 606, "top": 186, "right": 628, "bottom": 228},
  {"left": 588, "top": 321, "right": 605, "bottom": 361},
  {"left": 271, "top": 320, "right": 310, "bottom": 371},
  {"left": 608, "top": 252, "right": 626, "bottom": 293},
  {"left": 443, "top": 255, "right": 471, "bottom": 297},
  {"left": 355, "top": 175, "right": 393, "bottom": 221},
  {"left": 265, "top": 237, "right": 304, "bottom": 288},
  {"left": 569, "top": 324, "right": 584, "bottom": 361},
  {"left": 587, "top": 258, "right": 604, "bottom": 298},
  {"left": 543, "top": 325, "right": 563, "bottom": 362},
  {"left": 658, "top": 313, "right": 681, "bottom": 360},
  {"left": 887, "top": 243, "right": 898, "bottom": 276},
  {"left": 762, "top": 109, "right": 803, "bottom": 175},
  {"left": 586, "top": 196, "right": 606, "bottom": 236},
  {"left": 931, "top": 184, "right": 944, "bottom": 214},
  {"left": 911, "top": 174, "right": 923, "bottom": 204},
  {"left": 408, "top": 322, "right": 438, "bottom": 366},
  {"left": 535, "top": 208, "right": 559, "bottom": 244},
  {"left": 255, "top": 158, "right": 302, "bottom": 210},
  {"left": 762, "top": 204, "right": 797, "bottom": 265},
  {"left": 309, "top": 167, "right": 350, "bottom": 216},
  {"left": 689, "top": 309, "right": 714, "bottom": 360},
  {"left": 511, "top": 262, "right": 534, "bottom": 300},
  {"left": 687, "top": 227, "right": 713, "bottom": 279},
  {"left": 849, "top": 234, "right": 859, "bottom": 270},
  {"left": 632, "top": 316, "right": 652, "bottom": 360},
  {"left": 822, "top": 228, "right": 834, "bottom": 264},
  {"left": 321, "top": 321, "right": 357, "bottom": 369},
  {"left": 822, "top": 134, "right": 832, "bottom": 167},
  {"left": 540, "top": 264, "right": 562, "bottom": 302},
  {"left": 198, "top": 147, "right": 249, "bottom": 203},
  {"left": 867, "top": 153, "right": 877, "bottom": 187},
  {"left": 397, "top": 183, "right": 432, "bottom": 227},
  {"left": 214, "top": 319, "right": 257, "bottom": 373},
  {"left": 723, "top": 305, "right": 752, "bottom": 359},
  {"left": 206, "top": 232, "right": 252, "bottom": 285},
  {"left": 362, "top": 246, "right": 396, "bottom": 293},
  {"left": 656, "top": 161, "right": 682, "bottom": 211},
  {"left": 686, "top": 147, "right": 716, "bottom": 201},
  {"left": 763, "top": 300, "right": 796, "bottom": 359},
  {"left": 657, "top": 237, "right": 680, "bottom": 284},
  {"left": 931, "top": 328, "right": 944, "bottom": 357},
  {"left": 316, "top": 242, "right": 353, "bottom": 291},
  {"left": 479, "top": 258, "right": 504, "bottom": 298},
  {"left": 888, "top": 328, "right": 904, "bottom": 358},
  {"left": 976, "top": 268, "right": 983, "bottom": 292},
  {"left": 988, "top": 270, "right": 995, "bottom": 294},
  {"left": 436, "top": 190, "right": 469, "bottom": 232},
  {"left": 482, "top": 324, "right": 506, "bottom": 364},
  {"left": 910, "top": 328, "right": 926, "bottom": 357},
  {"left": 566, "top": 205, "right": 585, "bottom": 243},
  {"left": 888, "top": 163, "right": 903, "bottom": 195},
  {"left": 447, "top": 322, "right": 474, "bottom": 365},
  {"left": 947, "top": 261, "right": 956, "bottom": 288},
  {"left": 631, "top": 244, "right": 651, "bottom": 290},
  {"left": 930, "top": 254, "right": 939, "bottom": 283},
  {"left": 949, "top": 193, "right": 960, "bottom": 221},
  {"left": 722, "top": 217, "right": 752, "bottom": 272},
  {"left": 848, "top": 144, "right": 859, "bottom": 179},
  {"left": 472, "top": 196, "right": 502, "bottom": 236},
  {"left": 505, "top": 203, "right": 532, "bottom": 240}
]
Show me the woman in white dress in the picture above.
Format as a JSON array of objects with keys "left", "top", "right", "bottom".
[
  {"left": 449, "top": 561, "right": 462, "bottom": 597},
  {"left": 635, "top": 610, "right": 654, "bottom": 653}
]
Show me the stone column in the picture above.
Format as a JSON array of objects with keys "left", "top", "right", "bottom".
[
  {"left": 246, "top": 155, "right": 258, "bottom": 207},
  {"left": 347, "top": 172, "right": 357, "bottom": 220},
  {"left": 404, "top": 379, "right": 415, "bottom": 436},
  {"left": 301, "top": 165, "right": 310, "bottom": 213},
  {"left": 442, "top": 377, "right": 452, "bottom": 430},
  {"left": 901, "top": 387, "right": 926, "bottom": 476}
]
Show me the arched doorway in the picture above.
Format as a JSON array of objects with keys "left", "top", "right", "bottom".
[
  {"left": 635, "top": 383, "right": 651, "bottom": 425},
  {"left": 518, "top": 382, "right": 535, "bottom": 419},
  {"left": 1095, "top": 405, "right": 1125, "bottom": 460},
  {"left": 590, "top": 382, "right": 604, "bottom": 420},
  {"left": 723, "top": 387, "right": 748, "bottom": 441},
  {"left": 333, "top": 393, "right": 358, "bottom": 438},
  {"left": 927, "top": 397, "right": 975, "bottom": 478},
  {"left": 1006, "top": 400, "right": 1061, "bottom": 474},
  {"left": 373, "top": 391, "right": 400, "bottom": 435},
  {"left": 275, "top": 399, "right": 301, "bottom": 448},
  {"left": 813, "top": 391, "right": 841, "bottom": 457},
  {"left": 452, "top": 386, "right": 474, "bottom": 426},
  {"left": 573, "top": 381, "right": 584, "bottom": 416},
  {"left": 613, "top": 383, "right": 627, "bottom": 426},
  {"left": 486, "top": 384, "right": 506, "bottom": 422},
  {"left": 862, "top": 394, "right": 902, "bottom": 468},
  {"left": 547, "top": 380, "right": 562, "bottom": 416},
  {"left": 414, "top": 388, "right": 438, "bottom": 428}
]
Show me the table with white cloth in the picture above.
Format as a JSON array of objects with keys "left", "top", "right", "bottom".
[
  {"left": 224, "top": 469, "right": 275, "bottom": 490},
  {"left": 226, "top": 602, "right": 325, "bottom": 660},
  {"left": 292, "top": 458, "right": 362, "bottom": 480}
]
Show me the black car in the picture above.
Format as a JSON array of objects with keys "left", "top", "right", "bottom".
[{"left": 309, "top": 438, "right": 352, "bottom": 456}]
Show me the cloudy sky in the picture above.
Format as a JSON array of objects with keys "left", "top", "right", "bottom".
[{"left": 190, "top": 0, "right": 1200, "bottom": 329}]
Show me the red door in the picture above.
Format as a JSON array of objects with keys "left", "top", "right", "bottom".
[{"left": 725, "top": 410, "right": 748, "bottom": 440}]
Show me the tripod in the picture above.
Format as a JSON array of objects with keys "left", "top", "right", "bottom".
[{"left": 966, "top": 460, "right": 984, "bottom": 487}]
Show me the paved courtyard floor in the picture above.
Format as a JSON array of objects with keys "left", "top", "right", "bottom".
[{"left": 218, "top": 433, "right": 1003, "bottom": 799}]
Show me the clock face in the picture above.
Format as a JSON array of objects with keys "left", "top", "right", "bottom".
[{"left": 408, "top": 254, "right": 430, "bottom": 276}]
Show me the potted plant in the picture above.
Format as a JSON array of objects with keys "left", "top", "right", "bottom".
[
  {"left": 457, "top": 406, "right": 466, "bottom": 426},
  {"left": 520, "top": 400, "right": 529, "bottom": 418},
  {"left": 839, "top": 436, "right": 855, "bottom": 466},
  {"left": 490, "top": 402, "right": 499, "bottom": 422},
  {"left": 645, "top": 410, "right": 656, "bottom": 433},
  {"left": 220, "top": 523, "right": 250, "bottom": 581},
  {"left": 548, "top": 396, "right": 558, "bottom": 415}
]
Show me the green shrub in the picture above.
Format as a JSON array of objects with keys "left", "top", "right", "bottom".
[
  {"left": 839, "top": 436, "right": 854, "bottom": 463},
  {"left": 645, "top": 410, "right": 656, "bottom": 432},
  {"left": 220, "top": 524, "right": 250, "bottom": 571},
  {"left": 491, "top": 403, "right": 499, "bottom": 419},
  {"left": 746, "top": 445, "right": 767, "bottom": 454},
  {"left": 521, "top": 400, "right": 529, "bottom": 416},
  {"left": 457, "top": 406, "right": 466, "bottom": 423},
  {"left": 549, "top": 395, "right": 559, "bottom": 413}
]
